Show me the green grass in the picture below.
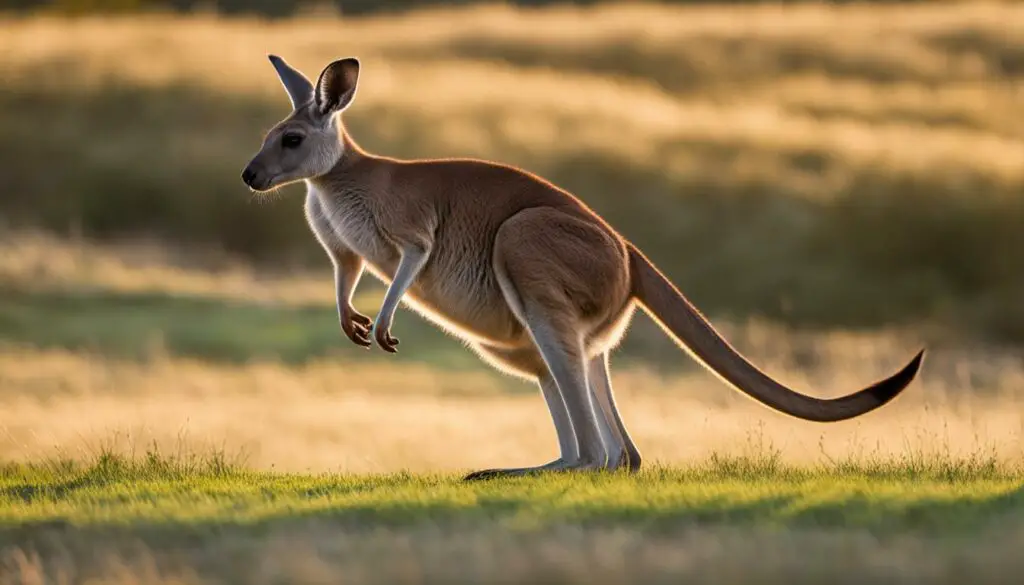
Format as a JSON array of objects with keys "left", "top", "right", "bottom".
[
  {"left": 2, "top": 451, "right": 1019, "bottom": 534},
  {"left": 2, "top": 452, "right": 1022, "bottom": 584},
  {"left": 0, "top": 286, "right": 480, "bottom": 368}
]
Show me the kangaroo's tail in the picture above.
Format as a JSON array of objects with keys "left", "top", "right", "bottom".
[{"left": 627, "top": 244, "right": 923, "bottom": 422}]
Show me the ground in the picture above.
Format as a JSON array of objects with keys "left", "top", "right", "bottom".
[{"left": 3, "top": 454, "right": 1023, "bottom": 585}]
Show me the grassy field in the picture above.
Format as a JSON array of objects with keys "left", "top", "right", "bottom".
[
  {"left": 2, "top": 2, "right": 1024, "bottom": 582},
  {"left": 0, "top": 233, "right": 1023, "bottom": 582},
  {"left": 1, "top": 453, "right": 1023, "bottom": 584},
  {"left": 2, "top": 2, "right": 1024, "bottom": 341}
]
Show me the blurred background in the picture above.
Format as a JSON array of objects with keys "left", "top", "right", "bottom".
[{"left": 0, "top": 0, "right": 1022, "bottom": 472}]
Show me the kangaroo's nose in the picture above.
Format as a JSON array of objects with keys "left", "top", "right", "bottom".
[{"left": 241, "top": 166, "right": 257, "bottom": 186}]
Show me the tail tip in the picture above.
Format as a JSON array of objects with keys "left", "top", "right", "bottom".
[
  {"left": 869, "top": 346, "right": 926, "bottom": 407},
  {"left": 887, "top": 347, "right": 927, "bottom": 395},
  {"left": 908, "top": 347, "right": 927, "bottom": 375}
]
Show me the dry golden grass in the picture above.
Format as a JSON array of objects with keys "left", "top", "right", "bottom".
[
  {"left": 3, "top": 2, "right": 1024, "bottom": 342},
  {"left": 2, "top": 230, "right": 1022, "bottom": 475},
  {"left": 3, "top": 3, "right": 1022, "bottom": 185},
  {"left": 0, "top": 230, "right": 332, "bottom": 305},
  {"left": 1, "top": 344, "right": 1021, "bottom": 474}
]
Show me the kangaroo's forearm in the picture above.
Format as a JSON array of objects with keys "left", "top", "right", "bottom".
[
  {"left": 333, "top": 250, "right": 365, "bottom": 313},
  {"left": 377, "top": 245, "right": 429, "bottom": 324}
]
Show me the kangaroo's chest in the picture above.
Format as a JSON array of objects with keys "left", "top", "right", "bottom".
[
  {"left": 306, "top": 189, "right": 399, "bottom": 277},
  {"left": 305, "top": 188, "right": 523, "bottom": 345}
]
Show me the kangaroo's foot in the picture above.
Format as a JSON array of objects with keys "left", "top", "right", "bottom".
[
  {"left": 463, "top": 457, "right": 614, "bottom": 481},
  {"left": 464, "top": 458, "right": 570, "bottom": 481}
]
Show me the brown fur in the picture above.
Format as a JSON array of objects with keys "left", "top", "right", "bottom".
[{"left": 242, "top": 56, "right": 925, "bottom": 479}]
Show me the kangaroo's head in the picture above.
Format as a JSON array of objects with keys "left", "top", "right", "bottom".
[{"left": 241, "top": 55, "right": 360, "bottom": 192}]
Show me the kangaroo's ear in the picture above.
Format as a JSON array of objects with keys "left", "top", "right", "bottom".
[
  {"left": 268, "top": 54, "right": 314, "bottom": 110},
  {"left": 314, "top": 57, "right": 360, "bottom": 117}
]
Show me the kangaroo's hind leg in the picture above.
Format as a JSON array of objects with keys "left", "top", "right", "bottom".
[
  {"left": 466, "top": 344, "right": 629, "bottom": 480},
  {"left": 462, "top": 376, "right": 579, "bottom": 480},
  {"left": 466, "top": 312, "right": 607, "bottom": 478},
  {"left": 588, "top": 351, "right": 642, "bottom": 472},
  {"left": 464, "top": 207, "right": 632, "bottom": 479},
  {"left": 464, "top": 345, "right": 580, "bottom": 481}
]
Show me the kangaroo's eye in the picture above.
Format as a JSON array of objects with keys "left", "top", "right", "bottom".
[{"left": 281, "top": 133, "right": 304, "bottom": 149}]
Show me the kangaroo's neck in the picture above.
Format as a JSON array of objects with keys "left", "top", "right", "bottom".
[
  {"left": 332, "top": 121, "right": 371, "bottom": 168},
  {"left": 310, "top": 124, "right": 392, "bottom": 200}
]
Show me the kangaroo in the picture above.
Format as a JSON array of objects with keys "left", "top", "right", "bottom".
[{"left": 241, "top": 55, "right": 925, "bottom": 480}]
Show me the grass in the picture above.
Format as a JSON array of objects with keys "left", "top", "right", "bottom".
[
  {"left": 1, "top": 232, "right": 1022, "bottom": 474},
  {"left": 1, "top": 342, "right": 1021, "bottom": 473},
  {"left": 1, "top": 3, "right": 1024, "bottom": 341},
  {"left": 2, "top": 5, "right": 1024, "bottom": 578},
  {"left": 0, "top": 238, "right": 1022, "bottom": 584},
  {"left": 2, "top": 451, "right": 1018, "bottom": 531},
  {"left": 0, "top": 451, "right": 1022, "bottom": 584}
]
